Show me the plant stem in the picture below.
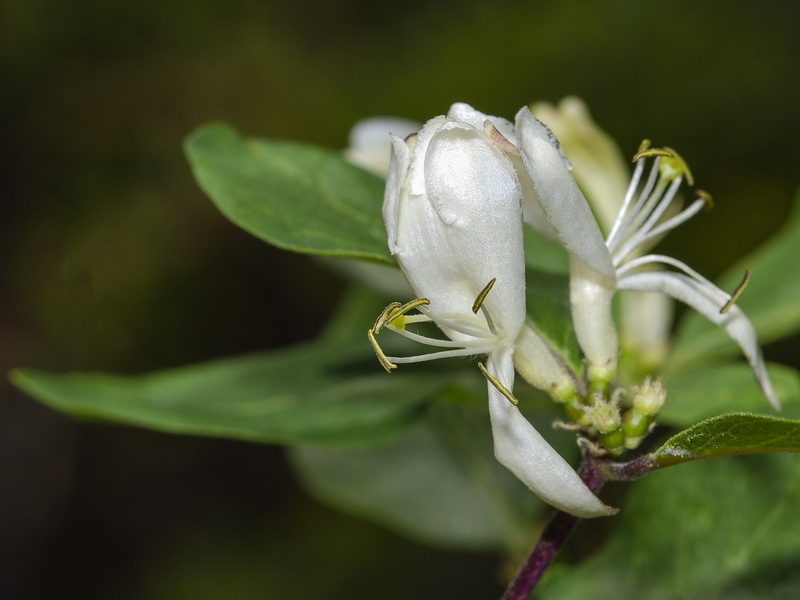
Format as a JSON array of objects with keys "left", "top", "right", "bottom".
[
  {"left": 499, "top": 451, "right": 659, "bottom": 599},
  {"left": 499, "top": 458, "right": 606, "bottom": 600}
]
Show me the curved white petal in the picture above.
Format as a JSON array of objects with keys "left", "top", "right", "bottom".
[
  {"left": 486, "top": 351, "right": 616, "bottom": 518},
  {"left": 530, "top": 97, "right": 630, "bottom": 233},
  {"left": 515, "top": 107, "right": 616, "bottom": 281},
  {"left": 345, "top": 117, "right": 421, "bottom": 177},
  {"left": 618, "top": 270, "right": 780, "bottom": 409},
  {"left": 383, "top": 134, "right": 412, "bottom": 254}
]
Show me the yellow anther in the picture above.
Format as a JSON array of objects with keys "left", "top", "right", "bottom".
[
  {"left": 633, "top": 142, "right": 694, "bottom": 186},
  {"left": 633, "top": 139, "right": 671, "bottom": 162},
  {"left": 369, "top": 298, "right": 432, "bottom": 373},
  {"left": 368, "top": 328, "right": 397, "bottom": 373},
  {"left": 372, "top": 298, "right": 430, "bottom": 334},
  {"left": 472, "top": 278, "right": 497, "bottom": 314},
  {"left": 660, "top": 147, "right": 694, "bottom": 186},
  {"left": 695, "top": 188, "right": 715, "bottom": 210},
  {"left": 634, "top": 139, "right": 654, "bottom": 159},
  {"left": 372, "top": 302, "right": 402, "bottom": 334},
  {"left": 477, "top": 362, "right": 519, "bottom": 406},
  {"left": 720, "top": 269, "right": 751, "bottom": 314}
]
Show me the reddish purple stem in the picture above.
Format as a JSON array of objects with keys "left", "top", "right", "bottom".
[
  {"left": 499, "top": 452, "right": 659, "bottom": 599},
  {"left": 499, "top": 459, "right": 606, "bottom": 600}
]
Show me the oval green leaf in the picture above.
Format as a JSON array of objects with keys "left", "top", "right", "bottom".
[
  {"left": 10, "top": 351, "right": 443, "bottom": 446},
  {"left": 654, "top": 412, "right": 800, "bottom": 467},
  {"left": 185, "top": 123, "right": 393, "bottom": 264},
  {"left": 540, "top": 454, "right": 800, "bottom": 600}
]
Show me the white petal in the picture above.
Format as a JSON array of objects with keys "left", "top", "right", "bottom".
[
  {"left": 618, "top": 270, "right": 780, "bottom": 409},
  {"left": 391, "top": 121, "right": 526, "bottom": 341},
  {"left": 405, "top": 115, "right": 448, "bottom": 198},
  {"left": 515, "top": 107, "right": 616, "bottom": 281},
  {"left": 486, "top": 351, "right": 616, "bottom": 518},
  {"left": 344, "top": 117, "right": 421, "bottom": 177},
  {"left": 530, "top": 98, "right": 630, "bottom": 234},
  {"left": 447, "top": 102, "right": 516, "bottom": 143},
  {"left": 383, "top": 134, "right": 412, "bottom": 254}
]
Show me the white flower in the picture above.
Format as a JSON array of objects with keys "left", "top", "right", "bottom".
[
  {"left": 344, "top": 117, "right": 421, "bottom": 177},
  {"left": 515, "top": 106, "right": 779, "bottom": 408},
  {"left": 369, "top": 108, "right": 615, "bottom": 518},
  {"left": 531, "top": 98, "right": 672, "bottom": 370}
]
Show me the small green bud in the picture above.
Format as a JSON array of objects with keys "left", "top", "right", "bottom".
[
  {"left": 632, "top": 377, "right": 666, "bottom": 417},
  {"left": 565, "top": 397, "right": 591, "bottom": 426},
  {"left": 584, "top": 397, "right": 622, "bottom": 435},
  {"left": 601, "top": 429, "right": 626, "bottom": 456},
  {"left": 622, "top": 408, "right": 650, "bottom": 450}
]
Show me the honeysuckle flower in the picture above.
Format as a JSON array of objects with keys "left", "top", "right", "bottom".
[
  {"left": 516, "top": 109, "right": 779, "bottom": 409},
  {"left": 369, "top": 109, "right": 615, "bottom": 518},
  {"left": 531, "top": 98, "right": 673, "bottom": 371}
]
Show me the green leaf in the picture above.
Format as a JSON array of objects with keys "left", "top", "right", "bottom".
[
  {"left": 539, "top": 454, "right": 800, "bottom": 600},
  {"left": 525, "top": 268, "right": 583, "bottom": 373},
  {"left": 185, "top": 123, "right": 393, "bottom": 264},
  {"left": 653, "top": 412, "right": 800, "bottom": 467},
  {"left": 290, "top": 401, "right": 577, "bottom": 552},
  {"left": 670, "top": 188, "right": 800, "bottom": 369},
  {"left": 660, "top": 362, "right": 800, "bottom": 427},
  {"left": 10, "top": 289, "right": 442, "bottom": 446},
  {"left": 523, "top": 228, "right": 569, "bottom": 274}
]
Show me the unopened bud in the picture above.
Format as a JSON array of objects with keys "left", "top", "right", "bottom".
[
  {"left": 584, "top": 395, "right": 622, "bottom": 435},
  {"left": 632, "top": 377, "right": 666, "bottom": 417}
]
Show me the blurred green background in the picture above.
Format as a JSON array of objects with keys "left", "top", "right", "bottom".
[{"left": 2, "top": 0, "right": 799, "bottom": 598}]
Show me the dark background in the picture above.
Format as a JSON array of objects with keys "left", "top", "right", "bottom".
[{"left": 2, "top": 1, "right": 799, "bottom": 598}]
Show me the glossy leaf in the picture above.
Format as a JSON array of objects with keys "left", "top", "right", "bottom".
[
  {"left": 659, "top": 362, "right": 800, "bottom": 427},
  {"left": 670, "top": 188, "right": 800, "bottom": 369},
  {"left": 524, "top": 268, "right": 582, "bottom": 373},
  {"left": 654, "top": 412, "right": 800, "bottom": 467},
  {"left": 540, "top": 454, "right": 800, "bottom": 600},
  {"left": 185, "top": 123, "right": 393, "bottom": 264},
  {"left": 10, "top": 289, "right": 442, "bottom": 446},
  {"left": 523, "top": 228, "right": 569, "bottom": 274}
]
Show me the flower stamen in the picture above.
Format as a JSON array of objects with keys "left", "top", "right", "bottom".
[
  {"left": 369, "top": 298, "right": 432, "bottom": 373},
  {"left": 368, "top": 328, "right": 397, "bottom": 373},
  {"left": 373, "top": 298, "right": 430, "bottom": 333},
  {"left": 606, "top": 144, "right": 704, "bottom": 269},
  {"left": 478, "top": 361, "right": 519, "bottom": 405},
  {"left": 633, "top": 142, "right": 693, "bottom": 185},
  {"left": 720, "top": 269, "right": 751, "bottom": 314},
  {"left": 472, "top": 278, "right": 497, "bottom": 313}
]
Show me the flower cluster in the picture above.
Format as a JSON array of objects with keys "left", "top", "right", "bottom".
[{"left": 355, "top": 101, "right": 776, "bottom": 518}]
